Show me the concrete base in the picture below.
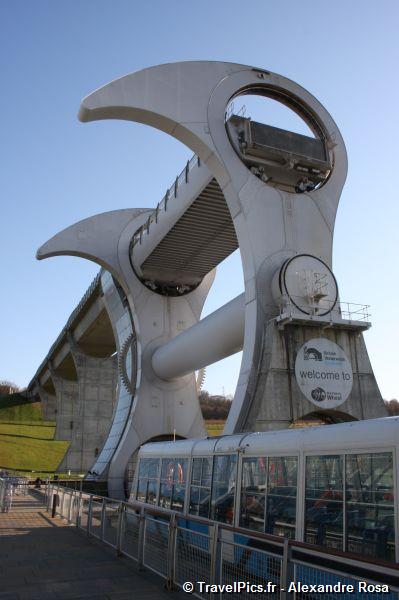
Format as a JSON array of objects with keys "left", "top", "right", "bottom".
[
  {"left": 35, "top": 385, "right": 57, "bottom": 421},
  {"left": 70, "top": 347, "right": 118, "bottom": 473},
  {"left": 243, "top": 321, "right": 388, "bottom": 432},
  {"left": 51, "top": 349, "right": 118, "bottom": 473}
]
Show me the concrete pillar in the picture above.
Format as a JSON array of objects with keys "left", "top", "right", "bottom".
[
  {"left": 48, "top": 361, "right": 79, "bottom": 471},
  {"left": 67, "top": 333, "right": 118, "bottom": 474},
  {"left": 34, "top": 379, "right": 57, "bottom": 421},
  {"left": 49, "top": 346, "right": 118, "bottom": 474},
  {"left": 243, "top": 321, "right": 388, "bottom": 432}
]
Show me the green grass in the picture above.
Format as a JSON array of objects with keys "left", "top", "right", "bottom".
[
  {"left": 0, "top": 423, "right": 56, "bottom": 440},
  {"left": 0, "top": 421, "right": 69, "bottom": 472},
  {"left": 205, "top": 420, "right": 225, "bottom": 436},
  {"left": 0, "top": 394, "right": 43, "bottom": 422},
  {"left": 0, "top": 394, "right": 69, "bottom": 473},
  {"left": 0, "top": 395, "right": 224, "bottom": 473}
]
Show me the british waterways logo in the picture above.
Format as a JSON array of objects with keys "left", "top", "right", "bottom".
[
  {"left": 311, "top": 387, "right": 326, "bottom": 402},
  {"left": 303, "top": 346, "right": 322, "bottom": 361}
]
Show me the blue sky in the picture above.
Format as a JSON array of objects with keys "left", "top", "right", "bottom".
[{"left": 1, "top": 0, "right": 398, "bottom": 399}]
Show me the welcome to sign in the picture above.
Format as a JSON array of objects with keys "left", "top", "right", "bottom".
[{"left": 294, "top": 338, "right": 353, "bottom": 409}]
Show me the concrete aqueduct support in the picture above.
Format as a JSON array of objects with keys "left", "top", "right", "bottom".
[
  {"left": 66, "top": 333, "right": 118, "bottom": 473},
  {"left": 36, "top": 62, "right": 387, "bottom": 495},
  {"left": 34, "top": 335, "right": 118, "bottom": 474},
  {"left": 47, "top": 361, "right": 79, "bottom": 470},
  {"left": 34, "top": 380, "right": 57, "bottom": 421}
]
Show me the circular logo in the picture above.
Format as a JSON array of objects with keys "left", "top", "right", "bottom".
[
  {"left": 311, "top": 387, "right": 326, "bottom": 402},
  {"left": 295, "top": 338, "right": 353, "bottom": 409}
]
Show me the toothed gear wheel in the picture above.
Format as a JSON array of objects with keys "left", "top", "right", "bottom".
[
  {"left": 118, "top": 332, "right": 137, "bottom": 395},
  {"left": 196, "top": 367, "right": 206, "bottom": 392}
]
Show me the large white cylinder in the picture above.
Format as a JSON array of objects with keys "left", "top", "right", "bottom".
[{"left": 152, "top": 293, "right": 245, "bottom": 380}]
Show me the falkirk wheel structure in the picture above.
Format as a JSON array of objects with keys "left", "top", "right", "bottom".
[{"left": 31, "top": 61, "right": 387, "bottom": 498}]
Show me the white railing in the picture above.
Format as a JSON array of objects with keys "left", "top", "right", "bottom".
[
  {"left": 131, "top": 154, "right": 201, "bottom": 247},
  {"left": 277, "top": 294, "right": 371, "bottom": 326},
  {"left": 46, "top": 483, "right": 399, "bottom": 599},
  {"left": 0, "top": 476, "right": 29, "bottom": 512}
]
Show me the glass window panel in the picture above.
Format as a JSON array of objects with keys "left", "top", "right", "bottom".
[
  {"left": 305, "top": 499, "right": 343, "bottom": 550},
  {"left": 138, "top": 459, "right": 149, "bottom": 478},
  {"left": 266, "top": 497, "right": 296, "bottom": 538},
  {"left": 306, "top": 455, "right": 343, "bottom": 499},
  {"left": 240, "top": 493, "right": 265, "bottom": 532},
  {"left": 211, "top": 455, "right": 237, "bottom": 524},
  {"left": 161, "top": 458, "right": 187, "bottom": 485},
  {"left": 191, "top": 459, "right": 202, "bottom": 485},
  {"left": 189, "top": 486, "right": 200, "bottom": 515},
  {"left": 241, "top": 457, "right": 267, "bottom": 494},
  {"left": 346, "top": 452, "right": 393, "bottom": 505},
  {"left": 268, "top": 457, "right": 297, "bottom": 497},
  {"left": 159, "top": 483, "right": 172, "bottom": 509},
  {"left": 305, "top": 455, "right": 343, "bottom": 551},
  {"left": 346, "top": 452, "right": 395, "bottom": 561},
  {"left": 171, "top": 484, "right": 186, "bottom": 512},
  {"left": 199, "top": 488, "right": 211, "bottom": 519},
  {"left": 201, "top": 457, "right": 212, "bottom": 487},
  {"left": 147, "top": 459, "right": 160, "bottom": 479},
  {"left": 146, "top": 480, "right": 158, "bottom": 505},
  {"left": 190, "top": 458, "right": 212, "bottom": 517},
  {"left": 174, "top": 459, "right": 187, "bottom": 483},
  {"left": 266, "top": 457, "right": 297, "bottom": 538},
  {"left": 161, "top": 459, "right": 175, "bottom": 483},
  {"left": 136, "top": 478, "right": 147, "bottom": 503}
]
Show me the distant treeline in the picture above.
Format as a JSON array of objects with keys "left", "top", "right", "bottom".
[
  {"left": 0, "top": 381, "right": 20, "bottom": 395},
  {"left": 199, "top": 394, "right": 399, "bottom": 421},
  {"left": 199, "top": 391, "right": 232, "bottom": 420},
  {"left": 385, "top": 399, "right": 399, "bottom": 416}
]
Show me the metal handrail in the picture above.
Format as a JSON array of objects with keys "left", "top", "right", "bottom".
[
  {"left": 131, "top": 154, "right": 200, "bottom": 247},
  {"left": 45, "top": 483, "right": 399, "bottom": 598},
  {"left": 278, "top": 293, "right": 371, "bottom": 323}
]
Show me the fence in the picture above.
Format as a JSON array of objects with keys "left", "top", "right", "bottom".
[
  {"left": 0, "top": 476, "right": 29, "bottom": 512},
  {"left": 277, "top": 294, "right": 371, "bottom": 327},
  {"left": 45, "top": 483, "right": 399, "bottom": 599},
  {"left": 54, "top": 478, "right": 109, "bottom": 497}
]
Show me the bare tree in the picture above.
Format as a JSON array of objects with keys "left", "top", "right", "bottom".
[
  {"left": 199, "top": 390, "right": 232, "bottom": 420},
  {"left": 0, "top": 380, "right": 20, "bottom": 395},
  {"left": 385, "top": 399, "right": 399, "bottom": 416}
]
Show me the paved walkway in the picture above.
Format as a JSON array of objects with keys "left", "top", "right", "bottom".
[{"left": 0, "top": 490, "right": 182, "bottom": 600}]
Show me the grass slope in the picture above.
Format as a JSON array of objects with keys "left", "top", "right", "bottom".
[
  {"left": 205, "top": 420, "right": 225, "bottom": 436},
  {"left": 0, "top": 422, "right": 69, "bottom": 472},
  {"left": 0, "top": 394, "right": 44, "bottom": 423},
  {"left": 0, "top": 393, "right": 224, "bottom": 473},
  {"left": 0, "top": 394, "right": 69, "bottom": 472}
]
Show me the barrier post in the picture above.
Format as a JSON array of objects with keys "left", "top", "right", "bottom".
[
  {"left": 101, "top": 497, "right": 106, "bottom": 541},
  {"left": 280, "top": 538, "right": 291, "bottom": 600},
  {"left": 165, "top": 513, "right": 177, "bottom": 591},
  {"left": 137, "top": 507, "right": 146, "bottom": 571},
  {"left": 51, "top": 491, "right": 59, "bottom": 518},
  {"left": 116, "top": 503, "right": 124, "bottom": 556},
  {"left": 87, "top": 495, "right": 93, "bottom": 535},
  {"left": 76, "top": 491, "right": 82, "bottom": 528},
  {"left": 210, "top": 523, "right": 220, "bottom": 586},
  {"left": 68, "top": 491, "right": 73, "bottom": 523}
]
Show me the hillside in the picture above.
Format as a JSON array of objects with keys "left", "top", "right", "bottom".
[
  {"left": 0, "top": 393, "right": 69, "bottom": 473},
  {"left": 0, "top": 391, "right": 225, "bottom": 473},
  {"left": 205, "top": 420, "right": 225, "bottom": 436},
  {"left": 0, "top": 393, "right": 43, "bottom": 423}
]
